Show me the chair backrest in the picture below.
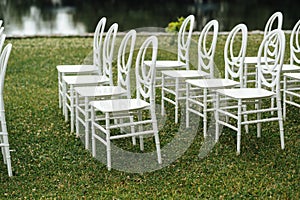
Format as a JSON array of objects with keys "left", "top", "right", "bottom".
[
  {"left": 177, "top": 14, "right": 195, "bottom": 70},
  {"left": 0, "top": 44, "right": 12, "bottom": 94},
  {"left": 263, "top": 11, "right": 283, "bottom": 38},
  {"left": 93, "top": 17, "right": 106, "bottom": 70},
  {"left": 102, "top": 23, "right": 118, "bottom": 86},
  {"left": 135, "top": 36, "right": 158, "bottom": 104},
  {"left": 289, "top": 19, "right": 300, "bottom": 65},
  {"left": 0, "top": 26, "right": 4, "bottom": 34},
  {"left": 0, "top": 33, "right": 6, "bottom": 52},
  {"left": 224, "top": 24, "right": 248, "bottom": 87},
  {"left": 257, "top": 29, "right": 285, "bottom": 92},
  {"left": 263, "top": 12, "right": 283, "bottom": 57},
  {"left": 117, "top": 30, "right": 136, "bottom": 98},
  {"left": 198, "top": 19, "right": 218, "bottom": 78}
]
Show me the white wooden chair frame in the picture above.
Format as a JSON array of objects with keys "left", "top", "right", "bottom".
[
  {"left": 161, "top": 20, "right": 218, "bottom": 123},
  {"left": 74, "top": 30, "right": 136, "bottom": 149},
  {"left": 215, "top": 29, "right": 285, "bottom": 155},
  {"left": 57, "top": 17, "right": 106, "bottom": 110},
  {"left": 186, "top": 24, "right": 248, "bottom": 137},
  {"left": 90, "top": 36, "right": 161, "bottom": 170},
  {"left": 62, "top": 23, "right": 118, "bottom": 132}
]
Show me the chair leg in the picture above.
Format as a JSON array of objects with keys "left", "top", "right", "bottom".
[
  {"left": 4, "top": 145, "right": 12, "bottom": 177},
  {"left": 70, "top": 85, "right": 75, "bottom": 133},
  {"left": 271, "top": 76, "right": 275, "bottom": 115},
  {"left": 186, "top": 82, "right": 190, "bottom": 128},
  {"left": 151, "top": 106, "right": 161, "bottom": 164},
  {"left": 215, "top": 93, "right": 220, "bottom": 142},
  {"left": 84, "top": 97, "right": 89, "bottom": 149},
  {"left": 1, "top": 120, "right": 12, "bottom": 176},
  {"left": 237, "top": 99, "right": 242, "bottom": 155},
  {"left": 277, "top": 98, "right": 285, "bottom": 150},
  {"left": 175, "top": 78, "right": 179, "bottom": 124},
  {"left": 63, "top": 81, "right": 68, "bottom": 122},
  {"left": 75, "top": 92, "right": 80, "bottom": 137},
  {"left": 5, "top": 148, "right": 12, "bottom": 176},
  {"left": 0, "top": 135, "right": 5, "bottom": 162},
  {"left": 257, "top": 99, "right": 262, "bottom": 138},
  {"left": 58, "top": 72, "right": 62, "bottom": 109},
  {"left": 283, "top": 76, "right": 287, "bottom": 120},
  {"left": 105, "top": 112, "right": 112, "bottom": 171},
  {"left": 138, "top": 111, "right": 144, "bottom": 151},
  {"left": 161, "top": 74, "right": 165, "bottom": 116},
  {"left": 130, "top": 116, "right": 136, "bottom": 145},
  {"left": 203, "top": 88, "right": 208, "bottom": 138},
  {"left": 243, "top": 104, "right": 249, "bottom": 133},
  {"left": 91, "top": 107, "right": 96, "bottom": 157}
]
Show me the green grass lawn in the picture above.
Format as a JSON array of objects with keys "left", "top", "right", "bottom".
[{"left": 0, "top": 34, "right": 299, "bottom": 199}]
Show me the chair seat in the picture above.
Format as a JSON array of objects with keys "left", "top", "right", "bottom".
[
  {"left": 144, "top": 60, "right": 186, "bottom": 69},
  {"left": 217, "top": 88, "right": 275, "bottom": 99},
  {"left": 75, "top": 86, "right": 126, "bottom": 97},
  {"left": 90, "top": 99, "right": 150, "bottom": 113},
  {"left": 281, "top": 64, "right": 300, "bottom": 72},
  {"left": 284, "top": 72, "right": 300, "bottom": 80},
  {"left": 56, "top": 64, "right": 98, "bottom": 73},
  {"left": 243, "top": 56, "right": 274, "bottom": 64},
  {"left": 162, "top": 70, "right": 209, "bottom": 78},
  {"left": 63, "top": 75, "right": 109, "bottom": 85},
  {"left": 259, "top": 64, "right": 300, "bottom": 72},
  {"left": 186, "top": 78, "right": 239, "bottom": 89}
]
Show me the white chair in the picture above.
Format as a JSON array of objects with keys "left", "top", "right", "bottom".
[
  {"left": 0, "top": 44, "right": 13, "bottom": 177},
  {"left": 161, "top": 19, "right": 218, "bottom": 123},
  {"left": 57, "top": 17, "right": 106, "bottom": 110},
  {"left": 186, "top": 24, "right": 248, "bottom": 137},
  {"left": 283, "top": 19, "right": 300, "bottom": 118},
  {"left": 215, "top": 29, "right": 285, "bottom": 155},
  {"left": 74, "top": 30, "right": 136, "bottom": 149},
  {"left": 243, "top": 11, "right": 283, "bottom": 87},
  {"left": 90, "top": 36, "right": 161, "bottom": 170},
  {"left": 144, "top": 15, "right": 195, "bottom": 87},
  {"left": 62, "top": 23, "right": 118, "bottom": 132}
]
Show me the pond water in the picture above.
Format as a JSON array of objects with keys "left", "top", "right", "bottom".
[{"left": 0, "top": 0, "right": 299, "bottom": 36}]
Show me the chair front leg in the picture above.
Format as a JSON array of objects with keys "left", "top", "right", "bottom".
[
  {"left": 283, "top": 75, "right": 287, "bottom": 120},
  {"left": 237, "top": 99, "right": 242, "bottom": 155},
  {"left": 58, "top": 72, "right": 62, "bottom": 109},
  {"left": 161, "top": 73, "right": 165, "bottom": 116},
  {"left": 75, "top": 92, "right": 80, "bottom": 137},
  {"left": 186, "top": 82, "right": 190, "bottom": 128},
  {"left": 276, "top": 95, "right": 285, "bottom": 150},
  {"left": 215, "top": 92, "right": 220, "bottom": 142},
  {"left": 91, "top": 106, "right": 96, "bottom": 157},
  {"left": 70, "top": 85, "right": 75, "bottom": 133},
  {"left": 63, "top": 80, "right": 68, "bottom": 122},
  {"left": 203, "top": 88, "right": 208, "bottom": 138},
  {"left": 175, "top": 77, "right": 179, "bottom": 124},
  {"left": 151, "top": 105, "right": 161, "bottom": 164},
  {"left": 257, "top": 99, "right": 262, "bottom": 138},
  {"left": 137, "top": 110, "right": 144, "bottom": 151},
  {"left": 105, "top": 112, "right": 112, "bottom": 171},
  {"left": 242, "top": 104, "right": 249, "bottom": 133},
  {"left": 84, "top": 97, "right": 89, "bottom": 149}
]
